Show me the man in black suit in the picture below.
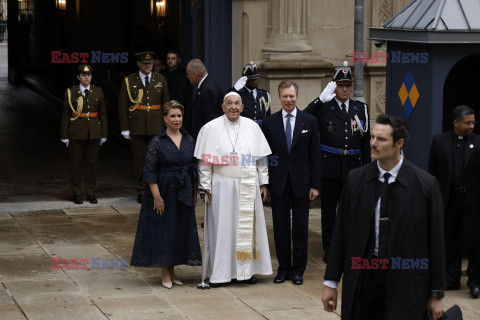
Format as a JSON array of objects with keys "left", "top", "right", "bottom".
[
  {"left": 428, "top": 105, "right": 480, "bottom": 298},
  {"left": 186, "top": 59, "right": 224, "bottom": 138},
  {"left": 304, "top": 62, "right": 370, "bottom": 262},
  {"left": 262, "top": 80, "right": 321, "bottom": 285},
  {"left": 322, "top": 114, "right": 445, "bottom": 320}
]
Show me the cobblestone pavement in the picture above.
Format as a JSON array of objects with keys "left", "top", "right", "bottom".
[{"left": 1, "top": 204, "right": 479, "bottom": 320}]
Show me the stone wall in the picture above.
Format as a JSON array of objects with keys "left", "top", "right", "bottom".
[{"left": 231, "top": 0, "right": 410, "bottom": 117}]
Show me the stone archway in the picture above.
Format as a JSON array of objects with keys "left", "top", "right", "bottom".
[{"left": 443, "top": 54, "right": 480, "bottom": 133}]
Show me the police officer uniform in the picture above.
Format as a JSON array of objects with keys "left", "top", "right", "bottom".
[
  {"left": 118, "top": 52, "right": 170, "bottom": 203},
  {"left": 61, "top": 64, "right": 108, "bottom": 204},
  {"left": 304, "top": 63, "right": 371, "bottom": 261},
  {"left": 231, "top": 62, "right": 271, "bottom": 124}
]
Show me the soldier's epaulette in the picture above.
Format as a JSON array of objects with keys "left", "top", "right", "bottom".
[
  {"left": 257, "top": 88, "right": 268, "bottom": 94},
  {"left": 351, "top": 99, "right": 366, "bottom": 106},
  {"left": 127, "top": 73, "right": 137, "bottom": 78}
]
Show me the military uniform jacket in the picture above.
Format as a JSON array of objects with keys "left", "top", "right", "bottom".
[
  {"left": 61, "top": 84, "right": 108, "bottom": 140},
  {"left": 232, "top": 86, "right": 271, "bottom": 123},
  {"left": 119, "top": 72, "right": 170, "bottom": 136},
  {"left": 304, "top": 98, "right": 370, "bottom": 180}
]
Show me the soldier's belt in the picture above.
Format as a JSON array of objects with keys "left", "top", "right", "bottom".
[
  {"left": 72, "top": 112, "right": 98, "bottom": 118},
  {"left": 131, "top": 105, "right": 161, "bottom": 111},
  {"left": 320, "top": 144, "right": 361, "bottom": 156}
]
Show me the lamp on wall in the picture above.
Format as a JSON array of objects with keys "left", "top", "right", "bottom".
[
  {"left": 56, "top": 0, "right": 66, "bottom": 11},
  {"left": 18, "top": 0, "right": 27, "bottom": 11},
  {"left": 156, "top": 1, "right": 166, "bottom": 18}
]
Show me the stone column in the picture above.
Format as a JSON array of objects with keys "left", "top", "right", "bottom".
[{"left": 262, "top": 0, "right": 312, "bottom": 54}]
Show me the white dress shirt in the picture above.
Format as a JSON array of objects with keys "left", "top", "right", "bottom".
[
  {"left": 79, "top": 84, "right": 91, "bottom": 96},
  {"left": 138, "top": 71, "right": 152, "bottom": 87},
  {"left": 246, "top": 87, "right": 258, "bottom": 100},
  {"left": 324, "top": 156, "right": 404, "bottom": 290},
  {"left": 334, "top": 98, "right": 350, "bottom": 113},
  {"left": 281, "top": 107, "right": 297, "bottom": 141},
  {"left": 374, "top": 156, "right": 403, "bottom": 255}
]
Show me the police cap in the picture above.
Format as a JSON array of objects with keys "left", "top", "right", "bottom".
[
  {"left": 242, "top": 61, "right": 259, "bottom": 80},
  {"left": 333, "top": 61, "right": 353, "bottom": 82}
]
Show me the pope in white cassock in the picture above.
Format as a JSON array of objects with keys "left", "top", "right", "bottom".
[{"left": 194, "top": 92, "right": 273, "bottom": 287}]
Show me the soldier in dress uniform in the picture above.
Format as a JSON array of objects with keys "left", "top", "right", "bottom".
[
  {"left": 61, "top": 64, "right": 108, "bottom": 204},
  {"left": 231, "top": 61, "right": 271, "bottom": 125},
  {"left": 304, "top": 61, "right": 371, "bottom": 262},
  {"left": 119, "top": 51, "right": 170, "bottom": 203}
]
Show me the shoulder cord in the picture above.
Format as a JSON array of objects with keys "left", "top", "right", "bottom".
[
  {"left": 353, "top": 104, "right": 369, "bottom": 137},
  {"left": 125, "top": 77, "right": 144, "bottom": 112},
  {"left": 67, "top": 88, "right": 83, "bottom": 121}
]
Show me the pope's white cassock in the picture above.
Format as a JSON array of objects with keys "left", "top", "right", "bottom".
[{"left": 194, "top": 114, "right": 273, "bottom": 283}]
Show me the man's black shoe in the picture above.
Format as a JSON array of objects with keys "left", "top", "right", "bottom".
[
  {"left": 470, "top": 285, "right": 480, "bottom": 298},
  {"left": 292, "top": 275, "right": 303, "bottom": 285},
  {"left": 86, "top": 195, "right": 97, "bottom": 204},
  {"left": 73, "top": 195, "right": 83, "bottom": 204},
  {"left": 137, "top": 194, "right": 143, "bottom": 204},
  {"left": 274, "top": 274, "right": 291, "bottom": 284},
  {"left": 240, "top": 277, "right": 258, "bottom": 285}
]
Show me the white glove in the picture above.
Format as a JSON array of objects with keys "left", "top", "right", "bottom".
[
  {"left": 100, "top": 138, "right": 107, "bottom": 146},
  {"left": 61, "top": 139, "right": 69, "bottom": 147},
  {"left": 319, "top": 81, "right": 337, "bottom": 103},
  {"left": 233, "top": 76, "right": 248, "bottom": 91},
  {"left": 121, "top": 130, "right": 130, "bottom": 140}
]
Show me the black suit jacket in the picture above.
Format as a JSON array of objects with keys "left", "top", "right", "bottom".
[
  {"left": 428, "top": 131, "right": 480, "bottom": 209},
  {"left": 304, "top": 98, "right": 370, "bottom": 180},
  {"left": 191, "top": 75, "right": 224, "bottom": 138},
  {"left": 325, "top": 159, "right": 445, "bottom": 320},
  {"left": 262, "top": 108, "right": 322, "bottom": 198}
]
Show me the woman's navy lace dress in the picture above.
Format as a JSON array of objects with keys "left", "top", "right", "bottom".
[{"left": 130, "top": 127, "right": 202, "bottom": 268}]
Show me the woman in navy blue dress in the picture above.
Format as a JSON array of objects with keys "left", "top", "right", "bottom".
[{"left": 130, "top": 100, "right": 201, "bottom": 288}]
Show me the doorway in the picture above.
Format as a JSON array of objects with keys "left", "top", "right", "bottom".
[{"left": 443, "top": 54, "right": 480, "bottom": 133}]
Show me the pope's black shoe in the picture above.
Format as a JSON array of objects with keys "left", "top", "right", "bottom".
[
  {"left": 292, "top": 275, "right": 303, "bottom": 285},
  {"left": 73, "top": 195, "right": 83, "bottom": 204},
  {"left": 274, "top": 274, "right": 291, "bottom": 284},
  {"left": 137, "top": 194, "right": 143, "bottom": 204},
  {"left": 86, "top": 195, "right": 97, "bottom": 204},
  {"left": 470, "top": 285, "right": 480, "bottom": 298},
  {"left": 240, "top": 277, "right": 258, "bottom": 285},
  {"left": 210, "top": 282, "right": 230, "bottom": 288}
]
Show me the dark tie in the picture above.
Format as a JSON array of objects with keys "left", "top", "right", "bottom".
[
  {"left": 378, "top": 172, "right": 391, "bottom": 259},
  {"left": 341, "top": 103, "right": 348, "bottom": 118},
  {"left": 145, "top": 76, "right": 149, "bottom": 88},
  {"left": 286, "top": 113, "right": 293, "bottom": 153},
  {"left": 84, "top": 89, "right": 89, "bottom": 100}
]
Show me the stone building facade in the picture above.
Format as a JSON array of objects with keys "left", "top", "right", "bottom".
[{"left": 231, "top": 0, "right": 410, "bottom": 118}]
